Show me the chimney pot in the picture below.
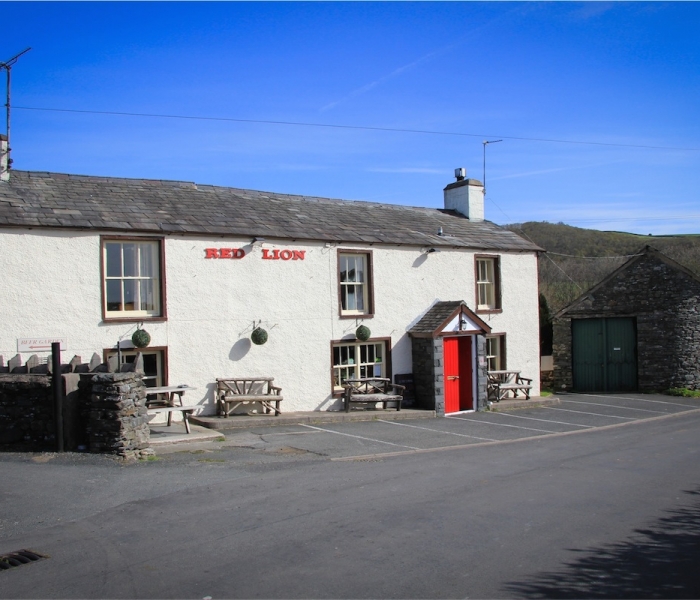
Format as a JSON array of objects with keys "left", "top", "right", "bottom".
[{"left": 443, "top": 169, "right": 484, "bottom": 221}]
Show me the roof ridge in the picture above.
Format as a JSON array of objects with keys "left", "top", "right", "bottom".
[{"left": 12, "top": 169, "right": 443, "bottom": 213}]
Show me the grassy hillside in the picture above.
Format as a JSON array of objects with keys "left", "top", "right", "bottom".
[{"left": 505, "top": 222, "right": 700, "bottom": 314}]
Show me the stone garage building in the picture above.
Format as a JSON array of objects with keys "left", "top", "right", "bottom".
[{"left": 552, "top": 246, "right": 700, "bottom": 393}]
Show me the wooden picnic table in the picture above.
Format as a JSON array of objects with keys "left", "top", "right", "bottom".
[
  {"left": 146, "top": 385, "right": 198, "bottom": 433},
  {"left": 487, "top": 371, "right": 532, "bottom": 402}
]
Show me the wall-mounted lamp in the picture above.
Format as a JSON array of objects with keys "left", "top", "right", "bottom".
[
  {"left": 423, "top": 248, "right": 441, "bottom": 254},
  {"left": 252, "top": 236, "right": 267, "bottom": 245}
]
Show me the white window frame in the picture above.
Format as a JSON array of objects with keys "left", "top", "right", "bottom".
[
  {"left": 476, "top": 256, "right": 500, "bottom": 311},
  {"left": 485, "top": 334, "right": 505, "bottom": 371},
  {"left": 338, "top": 251, "right": 372, "bottom": 317},
  {"left": 332, "top": 340, "right": 387, "bottom": 391},
  {"left": 103, "top": 239, "right": 163, "bottom": 319}
]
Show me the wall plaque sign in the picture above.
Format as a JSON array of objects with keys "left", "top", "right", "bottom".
[{"left": 18, "top": 337, "right": 66, "bottom": 352}]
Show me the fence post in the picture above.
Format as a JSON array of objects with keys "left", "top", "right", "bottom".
[{"left": 52, "top": 342, "right": 64, "bottom": 452}]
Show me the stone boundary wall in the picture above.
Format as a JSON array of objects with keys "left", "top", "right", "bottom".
[
  {"left": 84, "top": 372, "right": 152, "bottom": 459},
  {"left": 0, "top": 374, "right": 54, "bottom": 449},
  {"left": 0, "top": 353, "right": 152, "bottom": 458}
]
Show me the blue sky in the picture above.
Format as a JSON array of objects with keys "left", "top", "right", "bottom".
[{"left": 3, "top": 1, "right": 699, "bottom": 235}]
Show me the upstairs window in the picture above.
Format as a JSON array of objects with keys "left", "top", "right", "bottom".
[
  {"left": 103, "top": 238, "right": 164, "bottom": 320},
  {"left": 476, "top": 256, "right": 501, "bottom": 311},
  {"left": 338, "top": 251, "right": 373, "bottom": 317}
]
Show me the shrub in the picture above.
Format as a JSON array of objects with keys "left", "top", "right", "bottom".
[{"left": 664, "top": 388, "right": 700, "bottom": 398}]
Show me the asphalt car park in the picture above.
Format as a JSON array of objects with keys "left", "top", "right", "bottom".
[{"left": 161, "top": 392, "right": 700, "bottom": 462}]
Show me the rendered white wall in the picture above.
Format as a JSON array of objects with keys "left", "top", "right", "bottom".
[{"left": 0, "top": 228, "right": 540, "bottom": 413}]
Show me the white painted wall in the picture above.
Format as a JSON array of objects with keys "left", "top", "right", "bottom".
[{"left": 0, "top": 228, "right": 540, "bottom": 413}]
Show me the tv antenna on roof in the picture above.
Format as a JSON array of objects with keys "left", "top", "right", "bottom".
[
  {"left": 1, "top": 47, "right": 32, "bottom": 170},
  {"left": 482, "top": 139, "right": 502, "bottom": 197}
]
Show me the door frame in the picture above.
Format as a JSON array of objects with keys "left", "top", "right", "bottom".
[{"left": 443, "top": 334, "right": 478, "bottom": 414}]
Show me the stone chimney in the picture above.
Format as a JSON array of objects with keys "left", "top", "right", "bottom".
[
  {"left": 443, "top": 168, "right": 484, "bottom": 221},
  {"left": 0, "top": 134, "right": 8, "bottom": 182}
]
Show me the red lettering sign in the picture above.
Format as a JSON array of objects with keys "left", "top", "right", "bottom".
[
  {"left": 204, "top": 248, "right": 247, "bottom": 259},
  {"left": 206, "top": 248, "right": 305, "bottom": 261},
  {"left": 262, "top": 248, "right": 305, "bottom": 261}
]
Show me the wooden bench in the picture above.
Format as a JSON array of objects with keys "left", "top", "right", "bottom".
[
  {"left": 487, "top": 370, "right": 533, "bottom": 402},
  {"left": 216, "top": 377, "right": 283, "bottom": 417},
  {"left": 343, "top": 378, "right": 405, "bottom": 413}
]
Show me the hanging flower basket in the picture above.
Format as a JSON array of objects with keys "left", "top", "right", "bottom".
[
  {"left": 355, "top": 325, "right": 371, "bottom": 341},
  {"left": 131, "top": 329, "right": 151, "bottom": 348},
  {"left": 251, "top": 327, "right": 268, "bottom": 346}
]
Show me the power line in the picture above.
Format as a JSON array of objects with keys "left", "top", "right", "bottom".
[
  {"left": 560, "top": 215, "right": 700, "bottom": 224},
  {"left": 547, "top": 251, "right": 643, "bottom": 260},
  {"left": 14, "top": 105, "right": 700, "bottom": 152}
]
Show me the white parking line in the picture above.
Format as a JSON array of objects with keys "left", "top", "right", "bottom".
[
  {"left": 262, "top": 431, "right": 321, "bottom": 436},
  {"left": 447, "top": 415, "right": 556, "bottom": 434},
  {"left": 494, "top": 412, "right": 593, "bottom": 428},
  {"left": 299, "top": 424, "right": 421, "bottom": 450},
  {"left": 579, "top": 394, "right": 697, "bottom": 409},
  {"left": 331, "top": 407, "right": 700, "bottom": 462},
  {"left": 543, "top": 406, "right": 635, "bottom": 420},
  {"left": 563, "top": 399, "right": 668, "bottom": 414},
  {"left": 377, "top": 419, "right": 497, "bottom": 442}
]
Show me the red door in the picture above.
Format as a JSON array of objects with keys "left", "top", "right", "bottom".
[{"left": 444, "top": 336, "right": 474, "bottom": 413}]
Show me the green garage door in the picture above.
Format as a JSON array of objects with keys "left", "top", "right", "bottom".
[{"left": 572, "top": 318, "right": 637, "bottom": 392}]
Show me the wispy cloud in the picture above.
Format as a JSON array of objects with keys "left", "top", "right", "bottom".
[
  {"left": 320, "top": 6, "right": 522, "bottom": 112},
  {"left": 568, "top": 2, "right": 618, "bottom": 21},
  {"left": 521, "top": 201, "right": 700, "bottom": 234},
  {"left": 491, "top": 160, "right": 623, "bottom": 182},
  {"left": 367, "top": 167, "right": 444, "bottom": 175},
  {"left": 320, "top": 41, "right": 463, "bottom": 112}
]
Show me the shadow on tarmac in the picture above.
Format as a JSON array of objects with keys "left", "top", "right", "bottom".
[{"left": 505, "top": 487, "right": 700, "bottom": 599}]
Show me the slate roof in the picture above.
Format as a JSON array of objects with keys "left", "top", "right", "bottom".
[
  {"left": 409, "top": 301, "right": 465, "bottom": 335},
  {"left": 409, "top": 301, "right": 492, "bottom": 337},
  {"left": 554, "top": 245, "right": 700, "bottom": 319},
  {"left": 0, "top": 170, "right": 541, "bottom": 251}
]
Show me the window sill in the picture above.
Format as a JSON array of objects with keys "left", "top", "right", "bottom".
[
  {"left": 475, "top": 308, "right": 503, "bottom": 315},
  {"left": 102, "top": 316, "right": 167, "bottom": 324},
  {"left": 339, "top": 313, "right": 374, "bottom": 320}
]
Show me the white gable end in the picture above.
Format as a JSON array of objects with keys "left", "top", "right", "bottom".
[{"left": 441, "top": 313, "right": 483, "bottom": 333}]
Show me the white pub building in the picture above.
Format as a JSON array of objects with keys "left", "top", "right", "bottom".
[{"left": 0, "top": 135, "right": 541, "bottom": 416}]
